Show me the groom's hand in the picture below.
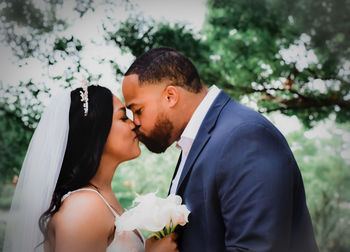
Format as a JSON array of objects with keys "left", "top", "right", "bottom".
[{"left": 145, "top": 233, "right": 179, "bottom": 252}]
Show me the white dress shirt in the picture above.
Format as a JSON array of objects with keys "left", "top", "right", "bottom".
[{"left": 169, "top": 85, "right": 221, "bottom": 194}]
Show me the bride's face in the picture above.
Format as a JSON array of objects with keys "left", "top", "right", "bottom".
[{"left": 103, "top": 96, "right": 141, "bottom": 162}]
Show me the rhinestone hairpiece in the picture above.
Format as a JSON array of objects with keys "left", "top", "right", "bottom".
[{"left": 80, "top": 78, "right": 89, "bottom": 116}]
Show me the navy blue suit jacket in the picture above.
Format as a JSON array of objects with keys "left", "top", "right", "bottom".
[{"left": 172, "top": 91, "right": 318, "bottom": 252}]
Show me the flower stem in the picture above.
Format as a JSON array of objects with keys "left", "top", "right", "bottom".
[
  {"left": 170, "top": 224, "right": 178, "bottom": 233},
  {"left": 152, "top": 232, "right": 162, "bottom": 240}
]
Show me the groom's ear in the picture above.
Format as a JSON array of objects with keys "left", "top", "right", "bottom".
[{"left": 163, "top": 85, "right": 179, "bottom": 108}]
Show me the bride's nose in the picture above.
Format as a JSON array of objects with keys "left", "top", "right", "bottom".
[{"left": 128, "top": 119, "right": 136, "bottom": 130}]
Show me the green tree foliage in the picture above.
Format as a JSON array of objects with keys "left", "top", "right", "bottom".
[
  {"left": 104, "top": 18, "right": 211, "bottom": 79},
  {"left": 2, "top": 0, "right": 349, "bottom": 127},
  {"left": 0, "top": 113, "right": 32, "bottom": 183},
  {"left": 0, "top": 0, "right": 94, "bottom": 58},
  {"left": 0, "top": 80, "right": 49, "bottom": 182},
  {"left": 204, "top": 0, "right": 350, "bottom": 127},
  {"left": 286, "top": 123, "right": 350, "bottom": 252},
  {"left": 0, "top": 0, "right": 97, "bottom": 181}
]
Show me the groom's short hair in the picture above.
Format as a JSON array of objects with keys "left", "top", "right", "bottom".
[{"left": 125, "top": 47, "right": 203, "bottom": 93}]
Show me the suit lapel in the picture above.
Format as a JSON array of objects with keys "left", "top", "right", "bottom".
[
  {"left": 175, "top": 134, "right": 211, "bottom": 195},
  {"left": 176, "top": 91, "right": 231, "bottom": 195}
]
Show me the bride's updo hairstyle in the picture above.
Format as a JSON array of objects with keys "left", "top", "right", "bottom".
[{"left": 39, "top": 85, "right": 113, "bottom": 236}]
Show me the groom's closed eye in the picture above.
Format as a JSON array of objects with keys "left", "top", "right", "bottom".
[
  {"left": 126, "top": 104, "right": 142, "bottom": 116},
  {"left": 134, "top": 108, "right": 142, "bottom": 115}
]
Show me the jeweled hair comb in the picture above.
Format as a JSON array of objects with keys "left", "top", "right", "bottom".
[{"left": 80, "top": 78, "right": 89, "bottom": 116}]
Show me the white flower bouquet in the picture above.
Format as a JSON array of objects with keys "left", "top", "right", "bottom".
[{"left": 116, "top": 192, "right": 190, "bottom": 239}]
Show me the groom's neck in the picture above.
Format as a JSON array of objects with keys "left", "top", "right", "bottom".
[{"left": 172, "top": 86, "right": 209, "bottom": 141}]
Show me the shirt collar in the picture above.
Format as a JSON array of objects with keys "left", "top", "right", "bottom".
[{"left": 176, "top": 85, "right": 220, "bottom": 153}]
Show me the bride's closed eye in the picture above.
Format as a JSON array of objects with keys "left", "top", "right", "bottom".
[
  {"left": 116, "top": 107, "right": 129, "bottom": 121},
  {"left": 121, "top": 116, "right": 128, "bottom": 122},
  {"left": 118, "top": 110, "right": 128, "bottom": 121}
]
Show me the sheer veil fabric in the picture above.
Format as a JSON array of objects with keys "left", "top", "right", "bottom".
[{"left": 3, "top": 92, "right": 71, "bottom": 252}]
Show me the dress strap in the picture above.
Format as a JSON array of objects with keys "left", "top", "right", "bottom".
[{"left": 61, "top": 188, "right": 119, "bottom": 217}]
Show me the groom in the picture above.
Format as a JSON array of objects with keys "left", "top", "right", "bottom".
[{"left": 122, "top": 47, "right": 318, "bottom": 252}]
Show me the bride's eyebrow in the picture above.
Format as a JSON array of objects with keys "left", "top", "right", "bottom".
[{"left": 116, "top": 107, "right": 126, "bottom": 115}]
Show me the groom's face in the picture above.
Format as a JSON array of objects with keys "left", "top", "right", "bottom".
[{"left": 122, "top": 74, "right": 174, "bottom": 153}]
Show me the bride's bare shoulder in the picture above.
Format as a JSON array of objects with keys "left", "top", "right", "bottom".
[
  {"left": 51, "top": 190, "right": 114, "bottom": 235},
  {"left": 46, "top": 191, "right": 116, "bottom": 251}
]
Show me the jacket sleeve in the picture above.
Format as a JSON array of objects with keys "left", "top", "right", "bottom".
[{"left": 215, "top": 122, "right": 298, "bottom": 252}]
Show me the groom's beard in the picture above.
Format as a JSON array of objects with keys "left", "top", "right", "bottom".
[{"left": 136, "top": 113, "right": 173, "bottom": 153}]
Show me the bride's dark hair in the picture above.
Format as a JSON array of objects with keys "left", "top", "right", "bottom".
[{"left": 39, "top": 85, "right": 113, "bottom": 237}]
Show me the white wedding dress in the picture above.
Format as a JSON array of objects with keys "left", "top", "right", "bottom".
[{"left": 62, "top": 188, "right": 145, "bottom": 252}]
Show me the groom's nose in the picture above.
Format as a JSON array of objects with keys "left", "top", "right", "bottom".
[{"left": 133, "top": 115, "right": 141, "bottom": 126}]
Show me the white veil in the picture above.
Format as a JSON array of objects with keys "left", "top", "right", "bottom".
[{"left": 3, "top": 91, "right": 71, "bottom": 252}]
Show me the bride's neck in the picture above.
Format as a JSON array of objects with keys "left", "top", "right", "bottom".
[{"left": 89, "top": 153, "right": 120, "bottom": 191}]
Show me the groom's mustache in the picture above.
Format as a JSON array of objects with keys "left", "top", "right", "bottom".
[
  {"left": 133, "top": 125, "right": 146, "bottom": 141},
  {"left": 132, "top": 125, "right": 167, "bottom": 153}
]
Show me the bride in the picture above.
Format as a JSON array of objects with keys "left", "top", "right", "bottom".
[{"left": 3, "top": 85, "right": 178, "bottom": 252}]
